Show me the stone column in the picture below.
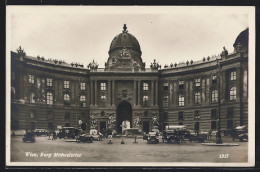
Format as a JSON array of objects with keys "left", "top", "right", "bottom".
[
  {"left": 155, "top": 81, "right": 158, "bottom": 106},
  {"left": 151, "top": 81, "right": 154, "bottom": 106},
  {"left": 137, "top": 80, "right": 141, "bottom": 106},
  {"left": 94, "top": 80, "right": 97, "bottom": 106},
  {"left": 90, "top": 80, "right": 94, "bottom": 105},
  {"left": 133, "top": 80, "right": 137, "bottom": 106},
  {"left": 107, "top": 80, "right": 111, "bottom": 106},
  {"left": 112, "top": 80, "right": 115, "bottom": 106},
  {"left": 169, "top": 81, "right": 173, "bottom": 106},
  {"left": 236, "top": 67, "right": 241, "bottom": 100}
]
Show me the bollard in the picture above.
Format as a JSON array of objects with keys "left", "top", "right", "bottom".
[
  {"left": 121, "top": 137, "right": 125, "bottom": 144},
  {"left": 133, "top": 135, "right": 138, "bottom": 143}
]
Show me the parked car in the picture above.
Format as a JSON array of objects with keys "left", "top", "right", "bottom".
[
  {"left": 122, "top": 128, "right": 142, "bottom": 137},
  {"left": 162, "top": 125, "right": 188, "bottom": 143},
  {"left": 90, "top": 129, "right": 102, "bottom": 141},
  {"left": 22, "top": 131, "right": 35, "bottom": 143},
  {"left": 231, "top": 126, "right": 248, "bottom": 142},
  {"left": 34, "top": 129, "right": 48, "bottom": 136},
  {"left": 76, "top": 134, "right": 94, "bottom": 143},
  {"left": 147, "top": 132, "right": 159, "bottom": 144}
]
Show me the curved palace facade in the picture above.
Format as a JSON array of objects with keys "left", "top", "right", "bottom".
[{"left": 10, "top": 25, "right": 248, "bottom": 134}]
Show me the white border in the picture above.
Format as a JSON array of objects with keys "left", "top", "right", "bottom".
[{"left": 6, "top": 6, "right": 255, "bottom": 167}]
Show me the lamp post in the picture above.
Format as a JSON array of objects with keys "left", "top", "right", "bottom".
[{"left": 216, "top": 58, "right": 222, "bottom": 144}]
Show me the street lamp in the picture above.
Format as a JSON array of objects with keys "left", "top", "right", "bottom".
[{"left": 216, "top": 58, "right": 222, "bottom": 144}]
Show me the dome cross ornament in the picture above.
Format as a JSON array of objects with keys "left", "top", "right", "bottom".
[{"left": 123, "top": 24, "right": 128, "bottom": 33}]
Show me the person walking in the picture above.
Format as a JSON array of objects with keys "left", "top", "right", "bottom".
[{"left": 52, "top": 131, "right": 56, "bottom": 140}]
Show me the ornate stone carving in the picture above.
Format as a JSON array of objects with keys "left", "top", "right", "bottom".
[
  {"left": 220, "top": 46, "right": 228, "bottom": 58},
  {"left": 119, "top": 47, "right": 131, "bottom": 59},
  {"left": 117, "top": 89, "right": 132, "bottom": 102},
  {"left": 88, "top": 60, "right": 99, "bottom": 71}
]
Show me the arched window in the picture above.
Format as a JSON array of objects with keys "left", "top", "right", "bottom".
[
  {"left": 100, "top": 95, "right": 106, "bottom": 107},
  {"left": 29, "top": 91, "right": 35, "bottom": 103},
  {"left": 178, "top": 94, "right": 184, "bottom": 107},
  {"left": 211, "top": 89, "right": 218, "bottom": 103},
  {"left": 194, "top": 92, "right": 201, "bottom": 104},
  {"left": 80, "top": 95, "right": 86, "bottom": 107},
  {"left": 143, "top": 95, "right": 149, "bottom": 106},
  {"left": 80, "top": 95, "right": 86, "bottom": 102},
  {"left": 64, "top": 94, "right": 70, "bottom": 101},
  {"left": 163, "top": 95, "right": 169, "bottom": 107},
  {"left": 230, "top": 87, "right": 236, "bottom": 100},
  {"left": 47, "top": 92, "right": 53, "bottom": 105}
]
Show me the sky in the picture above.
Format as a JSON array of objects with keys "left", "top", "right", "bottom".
[{"left": 7, "top": 6, "right": 251, "bottom": 68}]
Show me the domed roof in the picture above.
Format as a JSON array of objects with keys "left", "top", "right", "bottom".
[
  {"left": 233, "top": 28, "right": 248, "bottom": 48},
  {"left": 109, "top": 24, "right": 141, "bottom": 53}
]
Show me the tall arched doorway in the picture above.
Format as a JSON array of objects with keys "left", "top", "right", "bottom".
[{"left": 116, "top": 101, "right": 132, "bottom": 133}]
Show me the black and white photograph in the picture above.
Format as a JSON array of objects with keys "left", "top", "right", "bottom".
[{"left": 6, "top": 6, "right": 255, "bottom": 167}]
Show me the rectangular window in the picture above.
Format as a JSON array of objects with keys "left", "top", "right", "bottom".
[
  {"left": 178, "top": 94, "right": 184, "bottom": 106},
  {"left": 143, "top": 82, "right": 149, "bottom": 90},
  {"left": 101, "top": 82, "right": 106, "bottom": 90},
  {"left": 163, "top": 112, "right": 168, "bottom": 120},
  {"left": 195, "top": 78, "right": 201, "bottom": 87},
  {"left": 80, "top": 82, "right": 86, "bottom": 90},
  {"left": 37, "top": 78, "right": 41, "bottom": 88},
  {"left": 211, "top": 121, "right": 217, "bottom": 130},
  {"left": 211, "top": 109, "right": 217, "bottom": 119},
  {"left": 211, "top": 89, "right": 218, "bottom": 103},
  {"left": 227, "top": 107, "right": 233, "bottom": 118},
  {"left": 194, "top": 122, "right": 200, "bottom": 130},
  {"left": 47, "top": 78, "right": 53, "bottom": 87},
  {"left": 212, "top": 75, "right": 217, "bottom": 84},
  {"left": 194, "top": 110, "right": 200, "bottom": 120},
  {"left": 230, "top": 87, "right": 236, "bottom": 100},
  {"left": 163, "top": 82, "right": 169, "bottom": 91},
  {"left": 163, "top": 95, "right": 169, "bottom": 107},
  {"left": 179, "top": 81, "right": 184, "bottom": 89},
  {"left": 227, "top": 120, "right": 233, "bottom": 129},
  {"left": 194, "top": 92, "right": 201, "bottom": 104},
  {"left": 47, "top": 92, "right": 53, "bottom": 105},
  {"left": 64, "top": 80, "right": 69, "bottom": 89},
  {"left": 230, "top": 71, "right": 237, "bottom": 81},
  {"left": 29, "top": 75, "right": 34, "bottom": 84},
  {"left": 178, "top": 112, "right": 184, "bottom": 120}
]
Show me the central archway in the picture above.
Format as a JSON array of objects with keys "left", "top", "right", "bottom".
[{"left": 116, "top": 101, "right": 132, "bottom": 133}]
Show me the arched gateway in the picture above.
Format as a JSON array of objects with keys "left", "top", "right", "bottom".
[{"left": 116, "top": 101, "right": 132, "bottom": 133}]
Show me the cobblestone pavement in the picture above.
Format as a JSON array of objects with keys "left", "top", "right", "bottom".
[{"left": 9, "top": 136, "right": 248, "bottom": 163}]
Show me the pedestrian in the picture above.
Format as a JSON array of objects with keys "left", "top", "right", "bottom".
[
  {"left": 208, "top": 130, "right": 212, "bottom": 140},
  {"left": 52, "top": 131, "right": 56, "bottom": 140}
]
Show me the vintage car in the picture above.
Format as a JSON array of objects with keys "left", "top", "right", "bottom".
[
  {"left": 76, "top": 134, "right": 94, "bottom": 143},
  {"left": 162, "top": 125, "right": 188, "bottom": 143},
  {"left": 231, "top": 126, "right": 248, "bottom": 142},
  {"left": 122, "top": 128, "right": 142, "bottom": 137},
  {"left": 34, "top": 129, "right": 48, "bottom": 136},
  {"left": 162, "top": 130, "right": 182, "bottom": 143},
  {"left": 22, "top": 131, "right": 35, "bottom": 143},
  {"left": 147, "top": 132, "right": 159, "bottom": 144},
  {"left": 90, "top": 129, "right": 102, "bottom": 141},
  {"left": 58, "top": 127, "right": 81, "bottom": 139},
  {"left": 188, "top": 132, "right": 207, "bottom": 143}
]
